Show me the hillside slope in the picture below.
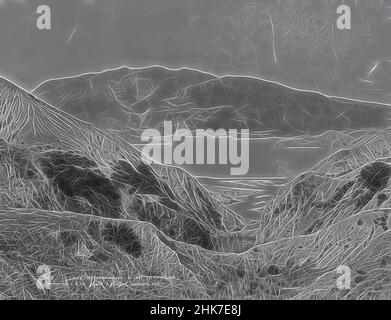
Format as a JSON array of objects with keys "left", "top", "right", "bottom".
[{"left": 0, "top": 76, "right": 245, "bottom": 247}]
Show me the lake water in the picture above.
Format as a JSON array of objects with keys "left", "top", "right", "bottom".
[
  {"left": 135, "top": 137, "right": 331, "bottom": 220},
  {"left": 180, "top": 137, "right": 330, "bottom": 178}
]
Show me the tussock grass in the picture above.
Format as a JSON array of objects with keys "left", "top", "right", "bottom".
[{"left": 2, "top": 130, "right": 391, "bottom": 299}]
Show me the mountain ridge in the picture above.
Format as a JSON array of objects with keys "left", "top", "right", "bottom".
[{"left": 32, "top": 66, "right": 391, "bottom": 138}]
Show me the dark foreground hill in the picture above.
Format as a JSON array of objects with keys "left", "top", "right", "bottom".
[{"left": 33, "top": 66, "right": 391, "bottom": 138}]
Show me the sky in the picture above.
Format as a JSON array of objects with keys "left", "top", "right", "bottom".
[{"left": 0, "top": 0, "right": 390, "bottom": 103}]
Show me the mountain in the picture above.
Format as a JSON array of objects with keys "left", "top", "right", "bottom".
[
  {"left": 33, "top": 66, "right": 391, "bottom": 138},
  {"left": 0, "top": 76, "right": 245, "bottom": 248},
  {"left": 33, "top": 66, "right": 215, "bottom": 139}
]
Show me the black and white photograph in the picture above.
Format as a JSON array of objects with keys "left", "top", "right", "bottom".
[{"left": 0, "top": 0, "right": 391, "bottom": 306}]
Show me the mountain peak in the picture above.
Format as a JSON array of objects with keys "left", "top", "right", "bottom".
[
  {"left": 0, "top": 76, "right": 26, "bottom": 92},
  {"left": 0, "top": 76, "right": 44, "bottom": 108}
]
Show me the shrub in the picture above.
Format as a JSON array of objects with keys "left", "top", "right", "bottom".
[
  {"left": 102, "top": 222, "right": 143, "bottom": 258},
  {"left": 360, "top": 161, "right": 391, "bottom": 192},
  {"left": 182, "top": 218, "right": 215, "bottom": 250},
  {"left": 39, "top": 152, "right": 122, "bottom": 218},
  {"left": 111, "top": 160, "right": 174, "bottom": 198}
]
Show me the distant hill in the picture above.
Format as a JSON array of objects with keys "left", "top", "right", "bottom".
[
  {"left": 33, "top": 66, "right": 215, "bottom": 138},
  {"left": 33, "top": 66, "right": 391, "bottom": 138}
]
